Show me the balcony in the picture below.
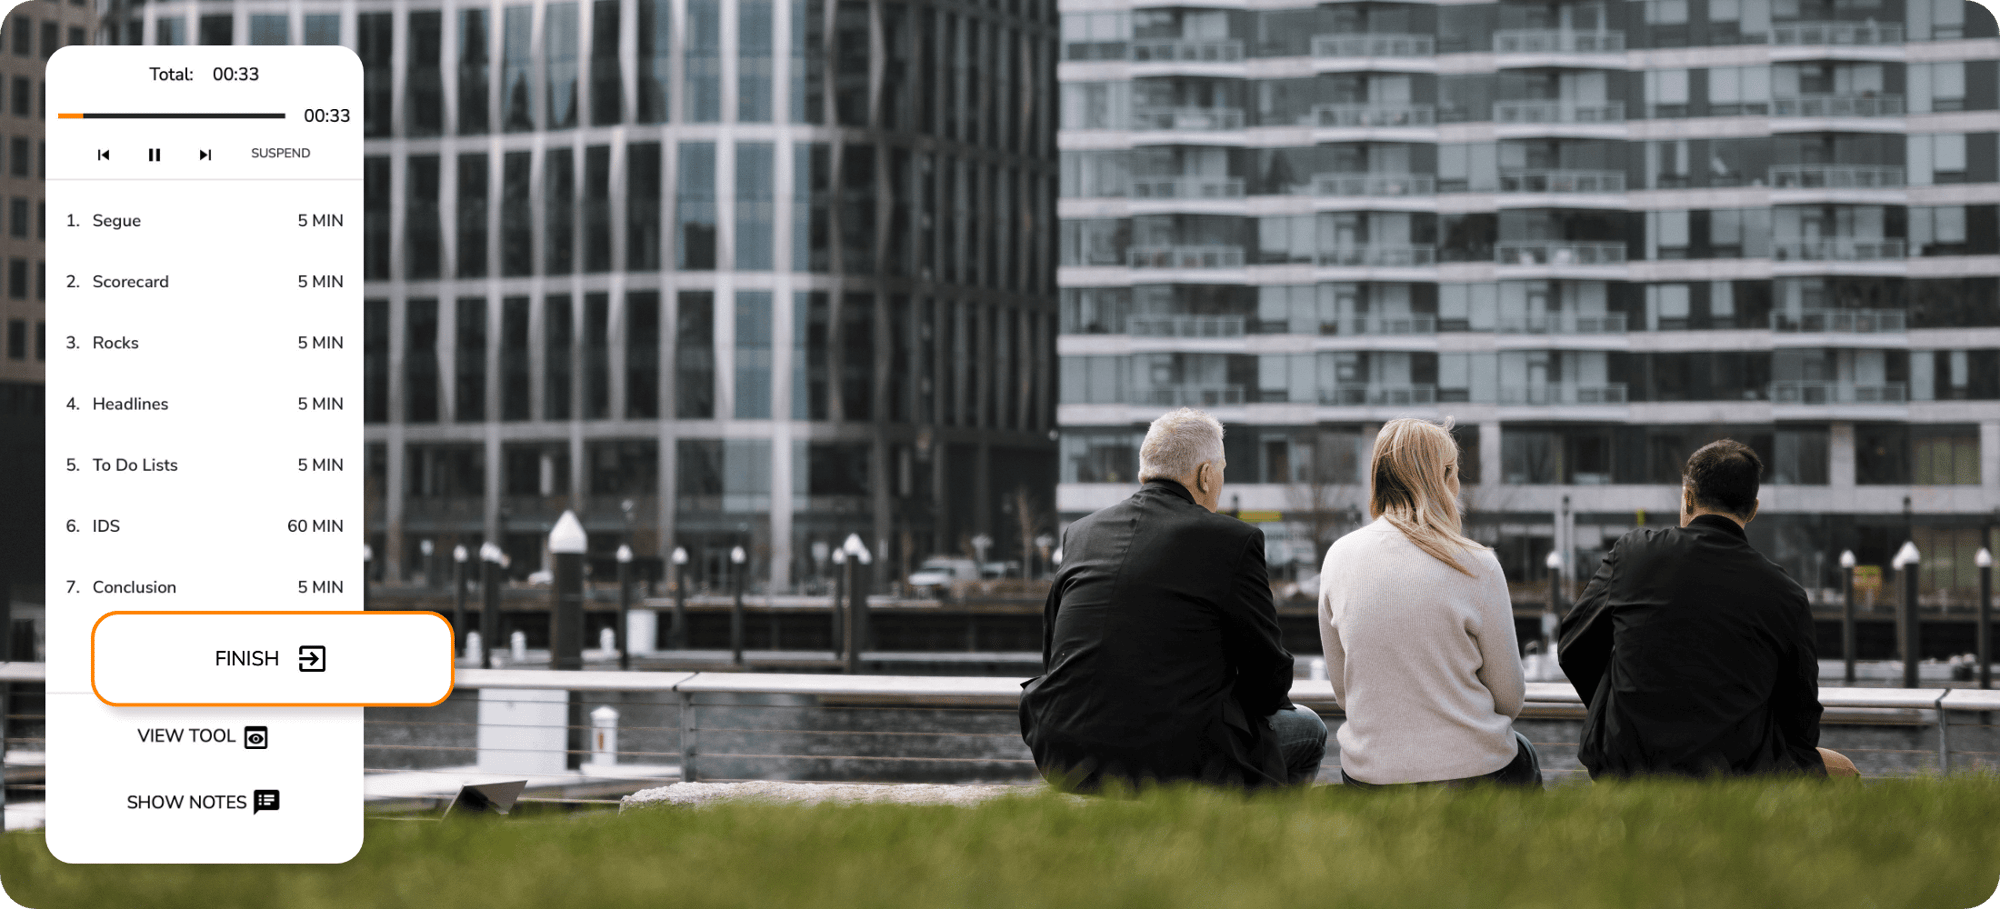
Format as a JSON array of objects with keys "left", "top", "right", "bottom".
[
  {"left": 1132, "top": 106, "right": 1246, "bottom": 131},
  {"left": 1769, "top": 165, "right": 1905, "bottom": 189},
  {"left": 1312, "top": 104, "right": 1436, "bottom": 128},
  {"left": 1319, "top": 385, "right": 1438, "bottom": 406},
  {"left": 1771, "top": 309, "right": 1906, "bottom": 333},
  {"left": 1139, "top": 386, "right": 1249, "bottom": 407},
  {"left": 1494, "top": 100, "right": 1625, "bottom": 124},
  {"left": 1312, "top": 172, "right": 1436, "bottom": 196},
  {"left": 1317, "top": 245, "right": 1437, "bottom": 267},
  {"left": 1770, "top": 238, "right": 1906, "bottom": 261},
  {"left": 1311, "top": 33, "right": 1436, "bottom": 57},
  {"left": 1130, "top": 38, "right": 1245, "bottom": 63},
  {"left": 1128, "top": 315, "right": 1247, "bottom": 338},
  {"left": 1351, "top": 316, "right": 1438, "bottom": 335},
  {"left": 1768, "top": 381, "right": 1908, "bottom": 404},
  {"left": 1496, "top": 241, "right": 1627, "bottom": 266},
  {"left": 1130, "top": 176, "right": 1246, "bottom": 200},
  {"left": 1498, "top": 169, "right": 1627, "bottom": 193},
  {"left": 1491, "top": 30, "right": 1626, "bottom": 53},
  {"left": 1771, "top": 22, "right": 1904, "bottom": 45},
  {"left": 1497, "top": 314, "right": 1628, "bottom": 333},
  {"left": 1498, "top": 384, "right": 1629, "bottom": 405},
  {"left": 1772, "top": 94, "right": 1904, "bottom": 117},
  {"left": 1129, "top": 245, "right": 1247, "bottom": 269}
]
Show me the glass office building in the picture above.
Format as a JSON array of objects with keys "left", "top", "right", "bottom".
[
  {"left": 101, "top": 0, "right": 1060, "bottom": 590},
  {"left": 1058, "top": 0, "right": 2000, "bottom": 598}
]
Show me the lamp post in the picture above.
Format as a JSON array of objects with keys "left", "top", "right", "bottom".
[
  {"left": 549, "top": 511, "right": 588, "bottom": 672},
  {"left": 1839, "top": 549, "right": 1857, "bottom": 686},
  {"left": 1895, "top": 541, "right": 1921, "bottom": 688},
  {"left": 1978, "top": 547, "right": 1993, "bottom": 690},
  {"left": 616, "top": 544, "right": 634, "bottom": 671},
  {"left": 843, "top": 534, "right": 872, "bottom": 675},
  {"left": 670, "top": 547, "right": 689, "bottom": 650},
  {"left": 452, "top": 544, "right": 469, "bottom": 658},
  {"left": 831, "top": 548, "right": 847, "bottom": 660},
  {"left": 730, "top": 546, "right": 748, "bottom": 666},
  {"left": 420, "top": 538, "right": 435, "bottom": 589},
  {"left": 361, "top": 544, "right": 373, "bottom": 611},
  {"left": 1543, "top": 549, "right": 1563, "bottom": 655},
  {"left": 479, "top": 541, "right": 504, "bottom": 669}
]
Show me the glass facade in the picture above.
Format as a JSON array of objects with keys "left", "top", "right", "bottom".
[
  {"left": 1057, "top": 0, "right": 2000, "bottom": 600},
  {"left": 99, "top": 0, "right": 1059, "bottom": 590}
]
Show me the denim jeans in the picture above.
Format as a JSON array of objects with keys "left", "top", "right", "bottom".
[
  {"left": 1340, "top": 730, "right": 1544, "bottom": 790},
  {"left": 1266, "top": 706, "right": 1330, "bottom": 785}
]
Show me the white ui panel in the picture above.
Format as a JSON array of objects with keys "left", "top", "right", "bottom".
[{"left": 45, "top": 47, "right": 366, "bottom": 864}]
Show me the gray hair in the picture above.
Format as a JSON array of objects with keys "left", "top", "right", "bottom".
[{"left": 1138, "top": 408, "right": 1225, "bottom": 482}]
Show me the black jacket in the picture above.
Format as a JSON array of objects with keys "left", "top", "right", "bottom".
[
  {"left": 1558, "top": 515, "right": 1824, "bottom": 779},
  {"left": 1019, "top": 479, "right": 1295, "bottom": 791}
]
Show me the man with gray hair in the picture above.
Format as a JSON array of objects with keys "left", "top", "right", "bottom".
[{"left": 1019, "top": 408, "right": 1326, "bottom": 790}]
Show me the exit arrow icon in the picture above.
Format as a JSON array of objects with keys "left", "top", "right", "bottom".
[{"left": 297, "top": 645, "right": 326, "bottom": 672}]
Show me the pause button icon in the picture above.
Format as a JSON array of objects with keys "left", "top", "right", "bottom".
[{"left": 147, "top": 148, "right": 161, "bottom": 162}]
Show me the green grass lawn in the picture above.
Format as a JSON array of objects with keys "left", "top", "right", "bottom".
[{"left": 2, "top": 779, "right": 1997, "bottom": 909}]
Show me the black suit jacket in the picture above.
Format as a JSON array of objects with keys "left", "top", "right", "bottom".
[
  {"left": 1019, "top": 479, "right": 1295, "bottom": 791},
  {"left": 1558, "top": 515, "right": 1824, "bottom": 779}
]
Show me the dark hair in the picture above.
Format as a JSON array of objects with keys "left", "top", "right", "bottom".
[{"left": 1683, "top": 439, "right": 1762, "bottom": 519}]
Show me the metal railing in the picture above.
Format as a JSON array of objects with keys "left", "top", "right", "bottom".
[
  {"left": 1499, "top": 169, "right": 1627, "bottom": 193},
  {"left": 1497, "top": 241, "right": 1627, "bottom": 265},
  {"left": 1769, "top": 164, "right": 1906, "bottom": 189},
  {"left": 1127, "top": 315, "right": 1247, "bottom": 338},
  {"left": 1317, "top": 385, "right": 1438, "bottom": 406},
  {"left": 1317, "top": 245, "right": 1437, "bottom": 267},
  {"left": 1130, "top": 176, "right": 1246, "bottom": 200},
  {"left": 1769, "top": 381, "right": 1909, "bottom": 404},
  {"left": 1771, "top": 308, "right": 1906, "bottom": 333},
  {"left": 1773, "top": 94, "right": 1905, "bottom": 117},
  {"left": 1494, "top": 100, "right": 1625, "bottom": 123},
  {"left": 1131, "top": 106, "right": 1246, "bottom": 131},
  {"left": 1311, "top": 33, "right": 1435, "bottom": 57},
  {"left": 1498, "top": 314, "right": 1628, "bottom": 334},
  {"left": 1771, "top": 238, "right": 1906, "bottom": 261},
  {"left": 1771, "top": 21, "right": 1905, "bottom": 45},
  {"left": 1312, "top": 172, "right": 1436, "bottom": 197},
  {"left": 1312, "top": 104, "right": 1436, "bottom": 128},
  {"left": 1492, "top": 29, "right": 1626, "bottom": 53},
  {"left": 1137, "top": 386, "right": 1249, "bottom": 406},
  {"left": 1130, "top": 38, "right": 1245, "bottom": 63},
  {"left": 1128, "top": 245, "right": 1246, "bottom": 269},
  {"left": 1342, "top": 315, "right": 1438, "bottom": 335},
  {"left": 1499, "top": 384, "right": 1629, "bottom": 405}
]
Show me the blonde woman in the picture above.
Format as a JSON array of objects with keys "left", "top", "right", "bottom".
[{"left": 1318, "top": 418, "right": 1539, "bottom": 788}]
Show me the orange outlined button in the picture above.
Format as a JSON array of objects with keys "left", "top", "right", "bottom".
[{"left": 91, "top": 611, "right": 454, "bottom": 707}]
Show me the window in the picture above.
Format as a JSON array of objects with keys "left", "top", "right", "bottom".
[
  {"left": 7, "top": 198, "right": 23, "bottom": 238},
  {"left": 199, "top": 14, "right": 232, "bottom": 45},
  {"left": 8, "top": 139, "right": 24, "bottom": 177},
  {"left": 676, "top": 292, "right": 716, "bottom": 418},
  {"left": 358, "top": 14, "right": 391, "bottom": 136},
  {"left": 408, "top": 12, "right": 443, "bottom": 136},
  {"left": 455, "top": 298, "right": 487, "bottom": 422},
  {"left": 545, "top": 148, "right": 574, "bottom": 274},
  {"left": 627, "top": 143, "right": 662, "bottom": 270},
  {"left": 5, "top": 320, "right": 21, "bottom": 359},
  {"left": 1062, "top": 429, "right": 1143, "bottom": 483},
  {"left": 840, "top": 293, "right": 874, "bottom": 419},
  {"left": 9, "top": 17, "right": 26, "bottom": 56},
  {"left": 627, "top": 292, "right": 660, "bottom": 418},
  {"left": 1646, "top": 70, "right": 1689, "bottom": 118},
  {"left": 500, "top": 297, "right": 530, "bottom": 420},
  {"left": 303, "top": 14, "right": 339, "bottom": 45},
  {"left": 502, "top": 6, "right": 534, "bottom": 131},
  {"left": 407, "top": 155, "right": 441, "bottom": 279},
  {"left": 457, "top": 154, "right": 489, "bottom": 277},
  {"left": 588, "top": 441, "right": 659, "bottom": 494},
  {"left": 1854, "top": 423, "right": 1909, "bottom": 485},
  {"left": 546, "top": 3, "right": 579, "bottom": 129},
  {"left": 1913, "top": 428, "right": 1980, "bottom": 485},
  {"left": 677, "top": 142, "right": 717, "bottom": 270},
  {"left": 637, "top": 0, "right": 671, "bottom": 123},
  {"left": 545, "top": 295, "right": 574, "bottom": 419},
  {"left": 405, "top": 299, "right": 440, "bottom": 423},
  {"left": 795, "top": 292, "right": 831, "bottom": 418},
  {"left": 791, "top": 0, "right": 825, "bottom": 123},
  {"left": 736, "top": 143, "right": 775, "bottom": 270},
  {"left": 793, "top": 143, "right": 831, "bottom": 272},
  {"left": 248, "top": 15, "right": 287, "bottom": 45},
  {"left": 459, "top": 10, "right": 490, "bottom": 134},
  {"left": 501, "top": 152, "right": 532, "bottom": 276},
  {"left": 841, "top": 145, "right": 876, "bottom": 274},
  {"left": 740, "top": 0, "right": 774, "bottom": 122},
  {"left": 686, "top": 0, "right": 722, "bottom": 122},
  {"left": 364, "top": 300, "right": 388, "bottom": 422},
  {"left": 583, "top": 293, "right": 610, "bottom": 418},
  {"left": 590, "top": 0, "right": 622, "bottom": 125},
  {"left": 736, "top": 292, "right": 774, "bottom": 418},
  {"left": 835, "top": 0, "right": 870, "bottom": 126},
  {"left": 807, "top": 443, "right": 870, "bottom": 496},
  {"left": 11, "top": 78, "right": 28, "bottom": 117},
  {"left": 583, "top": 145, "right": 612, "bottom": 272},
  {"left": 1910, "top": 133, "right": 1969, "bottom": 184},
  {"left": 157, "top": 18, "right": 186, "bottom": 45}
]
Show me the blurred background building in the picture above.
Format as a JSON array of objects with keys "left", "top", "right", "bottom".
[
  {"left": 99, "top": 0, "right": 1062, "bottom": 591},
  {"left": 1057, "top": 0, "right": 2000, "bottom": 602}
]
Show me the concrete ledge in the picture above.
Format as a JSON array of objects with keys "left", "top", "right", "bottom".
[{"left": 620, "top": 781, "right": 1054, "bottom": 812}]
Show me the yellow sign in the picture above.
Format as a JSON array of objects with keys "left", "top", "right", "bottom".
[
  {"left": 1237, "top": 510, "right": 1284, "bottom": 523},
  {"left": 1853, "top": 565, "right": 1882, "bottom": 595}
]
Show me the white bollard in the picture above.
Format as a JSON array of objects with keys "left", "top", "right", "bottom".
[
  {"left": 510, "top": 629, "right": 528, "bottom": 662},
  {"left": 627, "top": 610, "right": 658, "bottom": 655},
  {"left": 599, "top": 626, "right": 617, "bottom": 654},
  {"left": 589, "top": 705, "right": 619, "bottom": 767},
  {"left": 464, "top": 630, "right": 483, "bottom": 664}
]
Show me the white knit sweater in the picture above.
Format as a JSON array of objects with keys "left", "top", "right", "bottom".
[{"left": 1317, "top": 518, "right": 1526, "bottom": 784}]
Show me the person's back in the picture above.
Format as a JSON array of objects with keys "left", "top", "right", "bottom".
[
  {"left": 1019, "top": 408, "right": 1319, "bottom": 791},
  {"left": 1559, "top": 439, "right": 1825, "bottom": 778}
]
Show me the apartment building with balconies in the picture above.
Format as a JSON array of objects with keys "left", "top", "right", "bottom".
[{"left": 1058, "top": 0, "right": 2000, "bottom": 600}]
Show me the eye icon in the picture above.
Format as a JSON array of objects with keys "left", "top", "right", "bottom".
[{"left": 243, "top": 726, "right": 268, "bottom": 750}]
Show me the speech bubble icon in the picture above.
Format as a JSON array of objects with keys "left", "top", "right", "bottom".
[{"left": 253, "top": 790, "right": 280, "bottom": 814}]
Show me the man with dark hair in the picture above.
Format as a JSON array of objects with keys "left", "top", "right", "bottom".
[{"left": 1558, "top": 439, "right": 1853, "bottom": 778}]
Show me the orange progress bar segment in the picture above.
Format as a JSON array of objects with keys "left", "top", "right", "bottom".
[{"left": 90, "top": 611, "right": 455, "bottom": 708}]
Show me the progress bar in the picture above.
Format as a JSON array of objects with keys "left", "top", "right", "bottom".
[{"left": 57, "top": 112, "right": 287, "bottom": 119}]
